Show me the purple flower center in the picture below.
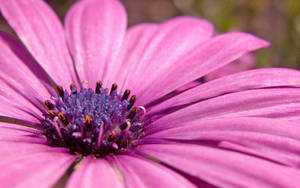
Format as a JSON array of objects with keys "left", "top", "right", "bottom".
[{"left": 41, "top": 82, "right": 146, "bottom": 157}]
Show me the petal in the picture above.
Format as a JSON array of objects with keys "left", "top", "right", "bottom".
[
  {"left": 114, "top": 155, "right": 196, "bottom": 188},
  {"left": 149, "top": 68, "right": 300, "bottom": 113},
  {"left": 65, "top": 0, "right": 127, "bottom": 87},
  {"left": 136, "top": 143, "right": 300, "bottom": 188},
  {"left": 0, "top": 32, "right": 54, "bottom": 123},
  {"left": 0, "top": 0, "right": 77, "bottom": 87},
  {"left": 138, "top": 32, "right": 269, "bottom": 106},
  {"left": 0, "top": 148, "right": 75, "bottom": 188},
  {"left": 121, "top": 16, "right": 213, "bottom": 95},
  {"left": 0, "top": 122, "right": 44, "bottom": 143},
  {"left": 146, "top": 117, "right": 300, "bottom": 167},
  {"left": 66, "top": 156, "right": 124, "bottom": 188},
  {"left": 110, "top": 23, "right": 160, "bottom": 90},
  {"left": 147, "top": 88, "right": 300, "bottom": 135}
]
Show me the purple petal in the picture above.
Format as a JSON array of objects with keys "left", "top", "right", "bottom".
[
  {"left": 121, "top": 16, "right": 213, "bottom": 96},
  {"left": 0, "top": 0, "right": 77, "bottom": 87},
  {"left": 0, "top": 149, "right": 75, "bottom": 188},
  {"left": 146, "top": 117, "right": 300, "bottom": 167},
  {"left": 138, "top": 32, "right": 269, "bottom": 106},
  {"left": 137, "top": 143, "right": 300, "bottom": 188},
  {"left": 65, "top": 0, "right": 127, "bottom": 87},
  {"left": 66, "top": 156, "right": 124, "bottom": 188},
  {"left": 114, "top": 154, "right": 196, "bottom": 187},
  {"left": 149, "top": 68, "right": 300, "bottom": 113}
]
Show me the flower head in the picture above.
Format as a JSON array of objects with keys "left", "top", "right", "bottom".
[{"left": 1, "top": 0, "right": 300, "bottom": 187}]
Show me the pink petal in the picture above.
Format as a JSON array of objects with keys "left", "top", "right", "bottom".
[
  {"left": 205, "top": 53, "right": 256, "bottom": 81},
  {"left": 0, "top": 0, "right": 77, "bottom": 87},
  {"left": 66, "top": 156, "right": 124, "bottom": 188},
  {"left": 0, "top": 32, "right": 56, "bottom": 123},
  {"left": 110, "top": 23, "right": 160, "bottom": 90},
  {"left": 146, "top": 117, "right": 300, "bottom": 167},
  {"left": 155, "top": 88, "right": 300, "bottom": 125},
  {"left": 121, "top": 16, "right": 213, "bottom": 96},
  {"left": 65, "top": 0, "right": 127, "bottom": 88},
  {"left": 137, "top": 143, "right": 300, "bottom": 188},
  {"left": 149, "top": 68, "right": 300, "bottom": 113},
  {"left": 114, "top": 155, "right": 196, "bottom": 188},
  {"left": 138, "top": 32, "right": 269, "bottom": 106},
  {"left": 0, "top": 122, "right": 44, "bottom": 143},
  {"left": 0, "top": 149, "right": 75, "bottom": 188}
]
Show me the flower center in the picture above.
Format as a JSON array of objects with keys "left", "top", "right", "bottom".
[{"left": 41, "top": 82, "right": 146, "bottom": 157}]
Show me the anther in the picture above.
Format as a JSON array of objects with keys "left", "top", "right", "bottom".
[
  {"left": 122, "top": 89, "right": 131, "bottom": 101},
  {"left": 57, "top": 85, "right": 64, "bottom": 98},
  {"left": 110, "top": 83, "right": 118, "bottom": 95},
  {"left": 70, "top": 83, "right": 77, "bottom": 94},
  {"left": 127, "top": 95, "right": 136, "bottom": 110},
  {"left": 45, "top": 100, "right": 54, "bottom": 109},
  {"left": 58, "top": 112, "right": 68, "bottom": 125},
  {"left": 95, "top": 81, "right": 102, "bottom": 94},
  {"left": 48, "top": 110, "right": 56, "bottom": 118},
  {"left": 120, "top": 120, "right": 131, "bottom": 130},
  {"left": 85, "top": 115, "right": 92, "bottom": 125},
  {"left": 127, "top": 107, "right": 138, "bottom": 119},
  {"left": 108, "top": 131, "right": 116, "bottom": 142}
]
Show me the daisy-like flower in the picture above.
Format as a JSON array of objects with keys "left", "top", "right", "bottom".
[{"left": 1, "top": 0, "right": 300, "bottom": 187}]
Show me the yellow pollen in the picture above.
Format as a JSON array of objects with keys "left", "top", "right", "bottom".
[
  {"left": 48, "top": 110, "right": 56, "bottom": 117},
  {"left": 85, "top": 115, "right": 92, "bottom": 124}
]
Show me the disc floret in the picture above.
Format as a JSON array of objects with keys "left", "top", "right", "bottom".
[{"left": 42, "top": 82, "right": 145, "bottom": 157}]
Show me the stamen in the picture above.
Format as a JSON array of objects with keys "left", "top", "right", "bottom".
[
  {"left": 110, "top": 83, "right": 118, "bottom": 95},
  {"left": 45, "top": 100, "right": 54, "bottom": 109},
  {"left": 120, "top": 120, "right": 131, "bottom": 130},
  {"left": 108, "top": 131, "right": 116, "bottom": 142},
  {"left": 122, "top": 89, "right": 131, "bottom": 101},
  {"left": 70, "top": 83, "right": 77, "bottom": 94},
  {"left": 53, "top": 117, "right": 63, "bottom": 139},
  {"left": 85, "top": 115, "right": 92, "bottom": 125},
  {"left": 127, "top": 95, "right": 136, "bottom": 110},
  {"left": 97, "top": 123, "right": 104, "bottom": 149},
  {"left": 57, "top": 85, "right": 64, "bottom": 98},
  {"left": 127, "top": 107, "right": 138, "bottom": 119},
  {"left": 48, "top": 110, "right": 56, "bottom": 118},
  {"left": 95, "top": 81, "right": 102, "bottom": 94},
  {"left": 136, "top": 106, "right": 147, "bottom": 116},
  {"left": 57, "top": 112, "right": 68, "bottom": 125}
]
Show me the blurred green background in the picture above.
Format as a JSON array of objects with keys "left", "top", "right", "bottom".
[{"left": 1, "top": 0, "right": 299, "bottom": 69}]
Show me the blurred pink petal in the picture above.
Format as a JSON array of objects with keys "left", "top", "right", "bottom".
[
  {"left": 137, "top": 143, "right": 300, "bottom": 188},
  {"left": 115, "top": 155, "right": 196, "bottom": 187},
  {"left": 0, "top": 150, "right": 75, "bottom": 188},
  {"left": 66, "top": 156, "right": 124, "bottom": 188}
]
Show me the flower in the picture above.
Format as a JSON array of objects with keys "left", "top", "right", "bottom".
[{"left": 1, "top": 0, "right": 300, "bottom": 187}]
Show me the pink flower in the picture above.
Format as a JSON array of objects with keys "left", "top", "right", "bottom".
[{"left": 1, "top": 0, "right": 300, "bottom": 187}]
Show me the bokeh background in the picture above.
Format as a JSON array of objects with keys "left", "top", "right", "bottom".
[{"left": 1, "top": 0, "right": 299, "bottom": 69}]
